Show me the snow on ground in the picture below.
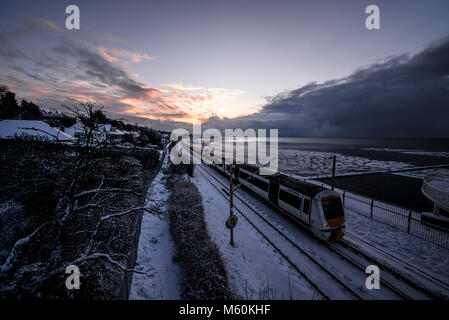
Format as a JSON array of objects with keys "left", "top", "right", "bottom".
[
  {"left": 193, "top": 164, "right": 449, "bottom": 298},
  {"left": 363, "top": 148, "right": 449, "bottom": 158},
  {"left": 304, "top": 178, "right": 449, "bottom": 279},
  {"left": 278, "top": 149, "right": 413, "bottom": 177},
  {"left": 346, "top": 208, "right": 449, "bottom": 281},
  {"left": 129, "top": 152, "right": 181, "bottom": 300},
  {"left": 191, "top": 170, "right": 319, "bottom": 300},
  {"left": 393, "top": 168, "right": 438, "bottom": 179},
  {"left": 0, "top": 119, "right": 73, "bottom": 140},
  {"left": 192, "top": 167, "right": 410, "bottom": 299}
]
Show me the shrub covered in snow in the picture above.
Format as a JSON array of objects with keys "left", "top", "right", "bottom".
[
  {"left": 0, "top": 134, "right": 160, "bottom": 299},
  {"left": 167, "top": 168, "right": 233, "bottom": 300}
]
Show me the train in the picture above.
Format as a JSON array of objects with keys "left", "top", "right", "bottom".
[
  {"left": 211, "top": 159, "right": 345, "bottom": 240},
  {"left": 182, "top": 142, "right": 346, "bottom": 240}
]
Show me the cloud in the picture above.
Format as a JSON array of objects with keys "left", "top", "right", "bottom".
[
  {"left": 203, "top": 36, "right": 449, "bottom": 138},
  {"left": 162, "top": 83, "right": 204, "bottom": 91},
  {"left": 0, "top": 18, "right": 245, "bottom": 124},
  {"left": 52, "top": 40, "right": 150, "bottom": 94},
  {"left": 96, "top": 45, "right": 152, "bottom": 67}
]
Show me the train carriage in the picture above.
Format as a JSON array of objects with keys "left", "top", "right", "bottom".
[
  {"left": 215, "top": 161, "right": 345, "bottom": 240},
  {"left": 189, "top": 143, "right": 345, "bottom": 240}
]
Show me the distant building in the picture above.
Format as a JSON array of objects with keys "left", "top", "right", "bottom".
[
  {"left": 0, "top": 120, "right": 74, "bottom": 141},
  {"left": 64, "top": 121, "right": 131, "bottom": 143},
  {"left": 98, "top": 123, "right": 127, "bottom": 142},
  {"left": 64, "top": 121, "right": 85, "bottom": 139},
  {"left": 421, "top": 169, "right": 449, "bottom": 229}
]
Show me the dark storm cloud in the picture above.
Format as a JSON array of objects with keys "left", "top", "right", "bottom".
[
  {"left": 0, "top": 34, "right": 28, "bottom": 61},
  {"left": 0, "top": 18, "right": 158, "bottom": 97},
  {"left": 206, "top": 36, "right": 449, "bottom": 138}
]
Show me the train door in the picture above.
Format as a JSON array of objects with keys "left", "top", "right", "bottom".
[
  {"left": 301, "top": 196, "right": 311, "bottom": 224},
  {"left": 268, "top": 182, "right": 280, "bottom": 206}
]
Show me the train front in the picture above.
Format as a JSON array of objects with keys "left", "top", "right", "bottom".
[{"left": 318, "top": 191, "right": 346, "bottom": 240}]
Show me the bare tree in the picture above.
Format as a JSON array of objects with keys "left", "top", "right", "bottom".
[
  {"left": 0, "top": 84, "right": 8, "bottom": 96},
  {"left": 0, "top": 101, "right": 163, "bottom": 299}
]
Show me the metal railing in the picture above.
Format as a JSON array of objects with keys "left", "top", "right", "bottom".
[
  {"left": 279, "top": 161, "right": 449, "bottom": 249},
  {"left": 338, "top": 188, "right": 449, "bottom": 249},
  {"left": 274, "top": 167, "right": 449, "bottom": 249}
]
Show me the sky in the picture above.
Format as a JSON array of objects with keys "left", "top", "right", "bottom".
[{"left": 1, "top": 0, "right": 449, "bottom": 137}]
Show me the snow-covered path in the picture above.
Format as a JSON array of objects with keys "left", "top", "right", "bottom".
[{"left": 129, "top": 151, "right": 181, "bottom": 300}]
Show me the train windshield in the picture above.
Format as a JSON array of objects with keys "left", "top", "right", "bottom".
[{"left": 321, "top": 196, "right": 344, "bottom": 219}]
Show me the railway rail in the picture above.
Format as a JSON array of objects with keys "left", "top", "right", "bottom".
[
  {"left": 195, "top": 164, "right": 449, "bottom": 300},
  {"left": 342, "top": 232, "right": 449, "bottom": 298},
  {"left": 196, "top": 164, "right": 363, "bottom": 299}
]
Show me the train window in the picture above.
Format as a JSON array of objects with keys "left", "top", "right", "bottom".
[
  {"left": 321, "top": 196, "right": 344, "bottom": 219},
  {"left": 238, "top": 170, "right": 268, "bottom": 191},
  {"left": 279, "top": 190, "right": 301, "bottom": 210},
  {"left": 251, "top": 177, "right": 269, "bottom": 192},
  {"left": 240, "top": 171, "right": 249, "bottom": 180},
  {"left": 303, "top": 198, "right": 311, "bottom": 214}
]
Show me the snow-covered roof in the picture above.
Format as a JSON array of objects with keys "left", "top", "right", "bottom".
[
  {"left": 0, "top": 120, "right": 74, "bottom": 141},
  {"left": 422, "top": 169, "right": 449, "bottom": 212},
  {"left": 70, "top": 122, "right": 85, "bottom": 129},
  {"left": 98, "top": 124, "right": 112, "bottom": 132}
]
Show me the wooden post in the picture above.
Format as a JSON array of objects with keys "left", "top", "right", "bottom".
[
  {"left": 331, "top": 155, "right": 336, "bottom": 190},
  {"left": 370, "top": 199, "right": 374, "bottom": 219},
  {"left": 343, "top": 191, "right": 346, "bottom": 206},
  {"left": 229, "top": 163, "right": 234, "bottom": 246}
]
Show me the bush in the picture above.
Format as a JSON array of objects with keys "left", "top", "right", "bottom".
[
  {"left": 0, "top": 138, "right": 160, "bottom": 299},
  {"left": 167, "top": 168, "right": 233, "bottom": 299}
]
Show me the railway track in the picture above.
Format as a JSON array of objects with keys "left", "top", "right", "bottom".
[
  {"left": 340, "top": 232, "right": 449, "bottom": 299},
  {"left": 195, "top": 164, "right": 448, "bottom": 300},
  {"left": 196, "top": 165, "right": 365, "bottom": 300},
  {"left": 324, "top": 240, "right": 439, "bottom": 300}
]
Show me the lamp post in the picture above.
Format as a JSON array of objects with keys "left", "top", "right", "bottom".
[
  {"left": 229, "top": 163, "right": 235, "bottom": 246},
  {"left": 225, "top": 163, "right": 238, "bottom": 246}
]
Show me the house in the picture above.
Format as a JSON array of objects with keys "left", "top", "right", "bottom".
[
  {"left": 65, "top": 122, "right": 128, "bottom": 143},
  {"left": 64, "top": 121, "right": 85, "bottom": 139},
  {"left": 0, "top": 120, "right": 74, "bottom": 141}
]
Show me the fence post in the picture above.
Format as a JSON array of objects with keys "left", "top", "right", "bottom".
[
  {"left": 407, "top": 211, "right": 412, "bottom": 233},
  {"left": 343, "top": 191, "right": 346, "bottom": 206},
  {"left": 331, "top": 155, "right": 336, "bottom": 191},
  {"left": 370, "top": 199, "right": 374, "bottom": 219}
]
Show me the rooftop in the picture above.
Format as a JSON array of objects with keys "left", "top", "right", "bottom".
[{"left": 0, "top": 120, "right": 74, "bottom": 141}]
